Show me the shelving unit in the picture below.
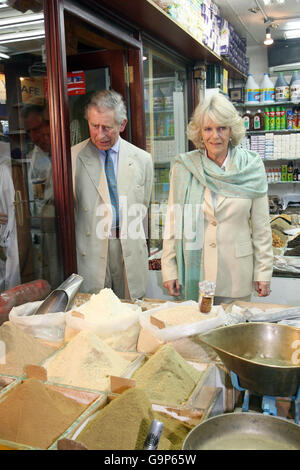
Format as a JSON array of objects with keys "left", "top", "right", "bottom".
[
  {"left": 234, "top": 100, "right": 300, "bottom": 108},
  {"left": 248, "top": 129, "right": 300, "bottom": 134}
]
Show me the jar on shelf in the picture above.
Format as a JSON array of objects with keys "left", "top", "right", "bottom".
[{"left": 198, "top": 281, "right": 216, "bottom": 314}]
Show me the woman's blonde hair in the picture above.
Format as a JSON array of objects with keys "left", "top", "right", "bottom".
[{"left": 187, "top": 93, "right": 245, "bottom": 149}]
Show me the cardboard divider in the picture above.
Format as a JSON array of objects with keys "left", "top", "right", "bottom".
[
  {"left": 110, "top": 375, "right": 136, "bottom": 394},
  {"left": 57, "top": 438, "right": 88, "bottom": 451},
  {"left": 137, "top": 327, "right": 164, "bottom": 354}
]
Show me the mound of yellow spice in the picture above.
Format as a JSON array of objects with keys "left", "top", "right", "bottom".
[
  {"left": 76, "top": 387, "right": 191, "bottom": 450},
  {"left": 132, "top": 344, "right": 202, "bottom": 404}
]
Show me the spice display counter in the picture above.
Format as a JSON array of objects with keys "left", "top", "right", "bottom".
[{"left": 0, "top": 292, "right": 298, "bottom": 450}]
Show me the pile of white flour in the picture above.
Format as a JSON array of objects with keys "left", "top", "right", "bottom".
[
  {"left": 45, "top": 330, "right": 131, "bottom": 391},
  {"left": 80, "top": 288, "right": 136, "bottom": 323}
]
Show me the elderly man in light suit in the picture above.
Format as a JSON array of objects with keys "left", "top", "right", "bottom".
[{"left": 72, "top": 90, "right": 153, "bottom": 299}]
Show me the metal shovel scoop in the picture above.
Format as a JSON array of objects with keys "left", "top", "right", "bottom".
[{"left": 34, "top": 273, "right": 83, "bottom": 315}]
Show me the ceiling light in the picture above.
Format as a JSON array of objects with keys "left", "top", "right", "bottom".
[
  {"left": 0, "top": 29, "right": 45, "bottom": 44},
  {"left": 264, "top": 28, "right": 274, "bottom": 46},
  {"left": 0, "top": 13, "right": 44, "bottom": 27},
  {"left": 0, "top": 51, "right": 9, "bottom": 59},
  {"left": 285, "top": 30, "right": 300, "bottom": 39}
]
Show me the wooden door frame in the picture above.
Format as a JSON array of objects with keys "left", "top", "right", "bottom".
[{"left": 44, "top": 0, "right": 145, "bottom": 277}]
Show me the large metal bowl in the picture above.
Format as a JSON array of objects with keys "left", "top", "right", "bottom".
[
  {"left": 182, "top": 413, "right": 300, "bottom": 450},
  {"left": 198, "top": 322, "right": 300, "bottom": 396}
]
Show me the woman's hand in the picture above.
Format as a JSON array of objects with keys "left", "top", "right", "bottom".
[
  {"left": 163, "top": 279, "right": 181, "bottom": 297},
  {"left": 0, "top": 213, "right": 8, "bottom": 225},
  {"left": 254, "top": 281, "right": 271, "bottom": 297}
]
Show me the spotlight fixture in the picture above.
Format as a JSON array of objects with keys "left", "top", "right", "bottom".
[{"left": 264, "top": 27, "right": 274, "bottom": 46}]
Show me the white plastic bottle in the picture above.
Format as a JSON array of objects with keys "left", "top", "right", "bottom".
[
  {"left": 244, "top": 74, "right": 260, "bottom": 104},
  {"left": 260, "top": 73, "right": 275, "bottom": 105},
  {"left": 290, "top": 70, "right": 300, "bottom": 103}
]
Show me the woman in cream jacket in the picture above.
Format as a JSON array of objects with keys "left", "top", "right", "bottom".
[{"left": 161, "top": 93, "right": 273, "bottom": 304}]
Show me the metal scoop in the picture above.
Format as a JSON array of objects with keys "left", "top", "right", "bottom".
[{"left": 34, "top": 273, "right": 83, "bottom": 315}]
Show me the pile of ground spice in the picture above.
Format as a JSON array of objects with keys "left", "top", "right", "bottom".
[
  {"left": 132, "top": 344, "right": 202, "bottom": 405},
  {"left": 152, "top": 305, "right": 217, "bottom": 326},
  {"left": 0, "top": 322, "right": 55, "bottom": 376},
  {"left": 0, "top": 378, "right": 87, "bottom": 448},
  {"left": 45, "top": 330, "right": 131, "bottom": 391},
  {"left": 75, "top": 387, "right": 191, "bottom": 450}
]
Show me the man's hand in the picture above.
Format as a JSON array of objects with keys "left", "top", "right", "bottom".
[
  {"left": 254, "top": 281, "right": 271, "bottom": 297},
  {"left": 0, "top": 213, "right": 8, "bottom": 225},
  {"left": 163, "top": 279, "right": 181, "bottom": 297}
]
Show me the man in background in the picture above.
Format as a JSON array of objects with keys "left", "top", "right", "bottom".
[{"left": 22, "top": 104, "right": 62, "bottom": 288}]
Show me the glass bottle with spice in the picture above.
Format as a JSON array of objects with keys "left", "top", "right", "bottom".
[{"left": 198, "top": 281, "right": 216, "bottom": 314}]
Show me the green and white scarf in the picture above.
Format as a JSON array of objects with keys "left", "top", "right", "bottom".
[{"left": 170, "top": 146, "right": 268, "bottom": 301}]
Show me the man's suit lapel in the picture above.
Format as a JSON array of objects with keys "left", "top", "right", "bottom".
[{"left": 79, "top": 141, "right": 110, "bottom": 204}]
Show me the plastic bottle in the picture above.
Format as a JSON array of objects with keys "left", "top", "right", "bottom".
[
  {"left": 275, "top": 107, "right": 281, "bottom": 130},
  {"left": 280, "top": 106, "right": 286, "bottom": 129},
  {"left": 290, "top": 70, "right": 300, "bottom": 103},
  {"left": 275, "top": 72, "right": 290, "bottom": 102},
  {"left": 287, "top": 109, "right": 294, "bottom": 129},
  {"left": 245, "top": 74, "right": 260, "bottom": 104},
  {"left": 260, "top": 73, "right": 275, "bottom": 104},
  {"left": 269, "top": 107, "right": 276, "bottom": 130},
  {"left": 253, "top": 109, "right": 264, "bottom": 130},
  {"left": 242, "top": 110, "right": 252, "bottom": 131},
  {"left": 264, "top": 107, "right": 270, "bottom": 130},
  {"left": 293, "top": 107, "right": 298, "bottom": 129}
]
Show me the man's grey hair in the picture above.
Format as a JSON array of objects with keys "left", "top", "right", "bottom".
[{"left": 85, "top": 89, "right": 127, "bottom": 125}]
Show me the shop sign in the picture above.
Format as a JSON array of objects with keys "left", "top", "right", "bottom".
[
  {"left": 21, "top": 77, "right": 45, "bottom": 105},
  {"left": 67, "top": 71, "right": 86, "bottom": 96}
]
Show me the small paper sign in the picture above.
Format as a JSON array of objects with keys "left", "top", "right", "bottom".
[
  {"left": 71, "top": 310, "right": 85, "bottom": 319},
  {"left": 67, "top": 71, "right": 86, "bottom": 96},
  {"left": 110, "top": 376, "right": 136, "bottom": 394},
  {"left": 150, "top": 316, "right": 165, "bottom": 329}
]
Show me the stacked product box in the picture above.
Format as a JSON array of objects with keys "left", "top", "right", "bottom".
[
  {"left": 289, "top": 133, "right": 299, "bottom": 159},
  {"left": 201, "top": 0, "right": 221, "bottom": 56},
  {"left": 216, "top": 16, "right": 248, "bottom": 75},
  {"left": 273, "top": 134, "right": 282, "bottom": 160},
  {"left": 165, "top": 0, "right": 205, "bottom": 44},
  {"left": 250, "top": 134, "right": 265, "bottom": 160},
  {"left": 239, "top": 135, "right": 250, "bottom": 151},
  {"left": 264, "top": 133, "right": 274, "bottom": 160}
]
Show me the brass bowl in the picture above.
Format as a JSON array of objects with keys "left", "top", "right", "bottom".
[
  {"left": 182, "top": 413, "right": 300, "bottom": 450},
  {"left": 198, "top": 322, "right": 300, "bottom": 396}
]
